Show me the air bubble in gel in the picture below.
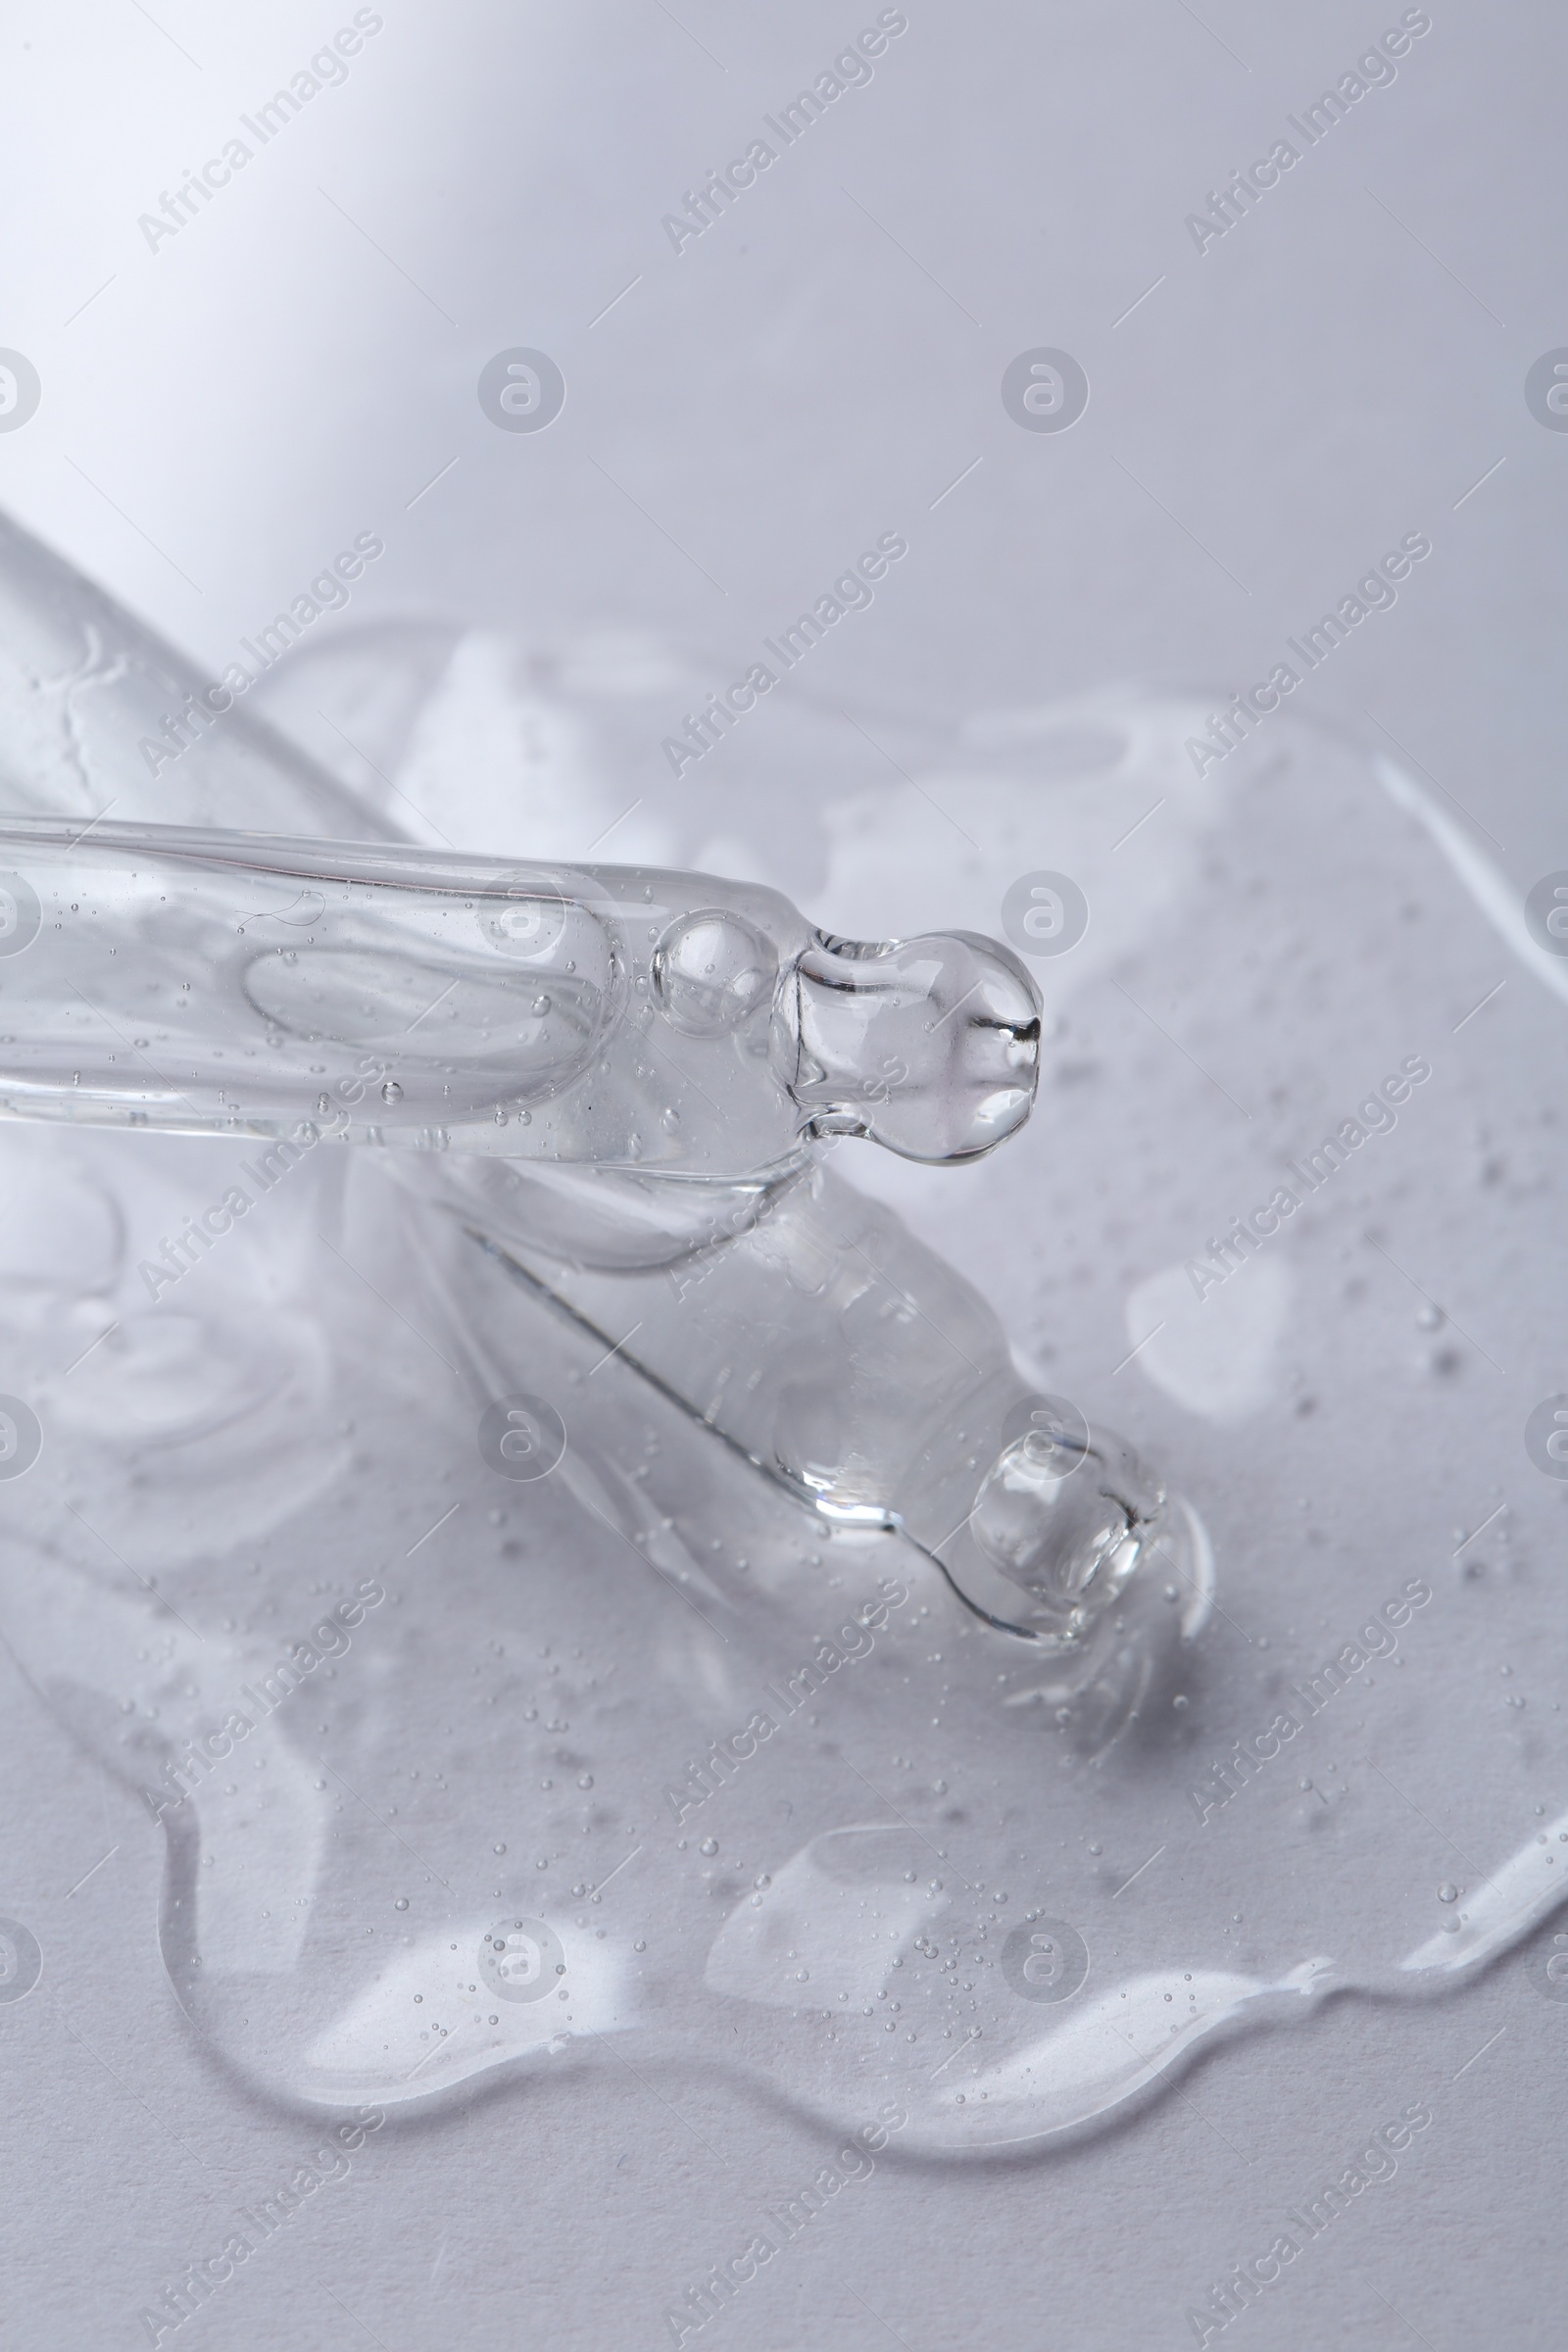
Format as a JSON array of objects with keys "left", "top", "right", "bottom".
[{"left": 652, "top": 909, "right": 777, "bottom": 1037}]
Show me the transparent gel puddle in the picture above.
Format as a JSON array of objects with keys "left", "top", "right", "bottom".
[{"left": 0, "top": 517, "right": 1562, "bottom": 2157}]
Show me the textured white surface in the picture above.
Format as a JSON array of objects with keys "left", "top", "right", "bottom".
[{"left": 0, "top": 5, "right": 1561, "bottom": 2348}]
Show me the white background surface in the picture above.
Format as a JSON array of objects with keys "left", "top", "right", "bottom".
[{"left": 0, "top": 4, "right": 1563, "bottom": 2346}]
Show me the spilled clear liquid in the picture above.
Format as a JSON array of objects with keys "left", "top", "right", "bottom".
[{"left": 0, "top": 512, "right": 1562, "bottom": 2155}]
